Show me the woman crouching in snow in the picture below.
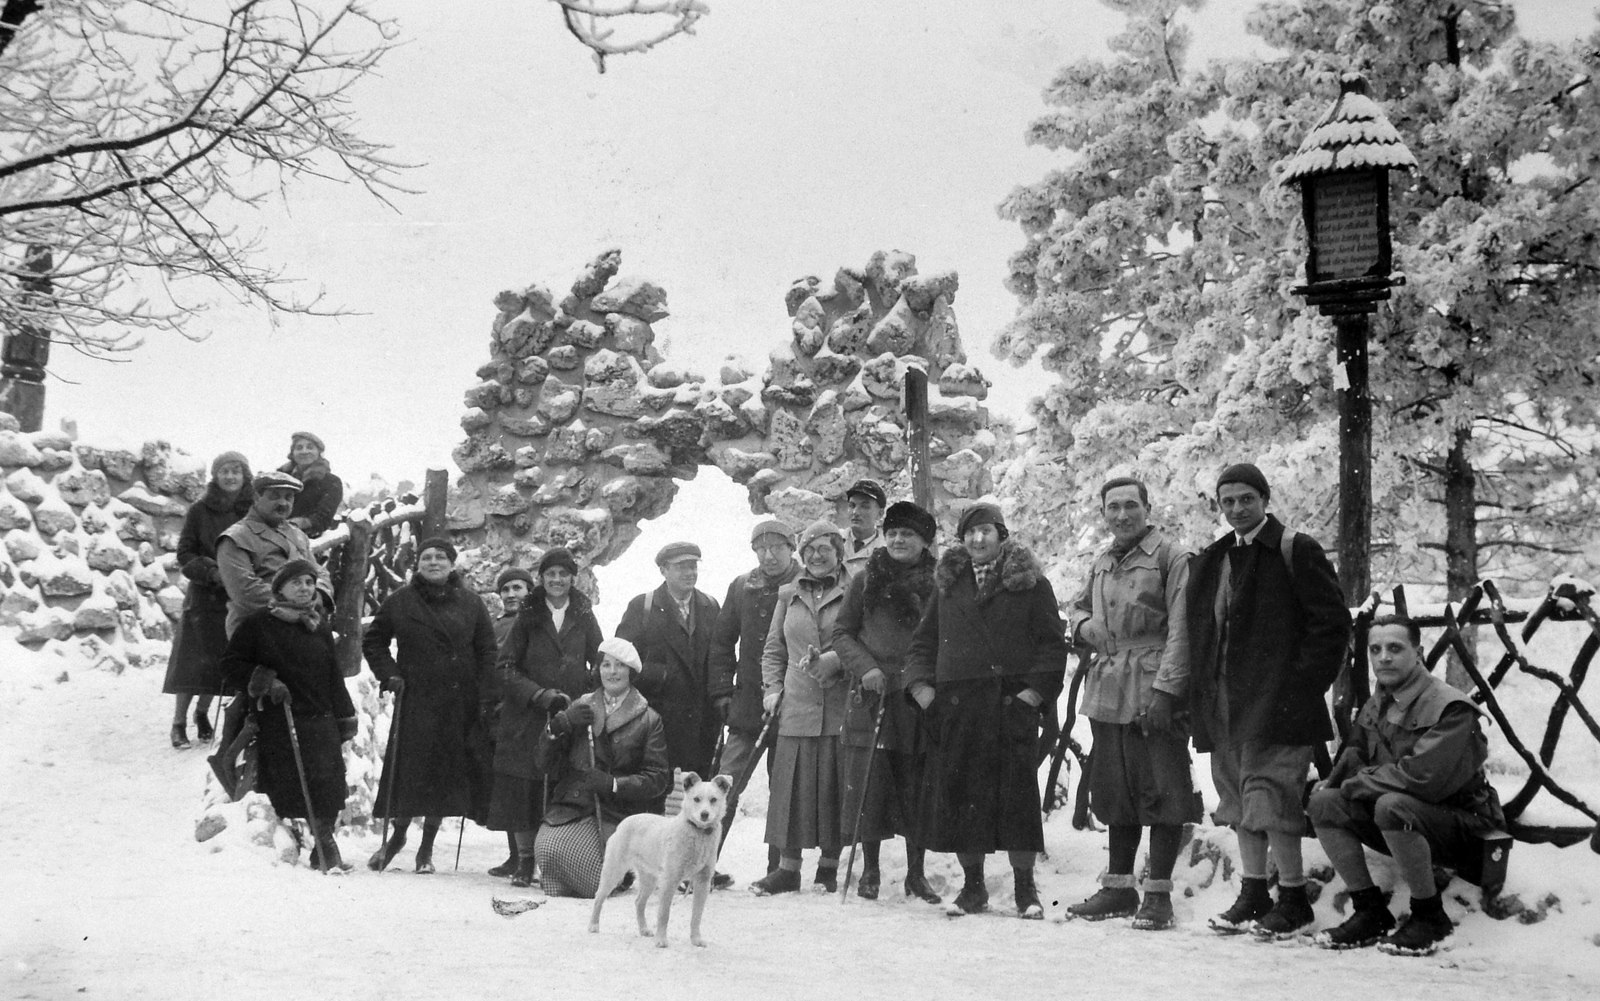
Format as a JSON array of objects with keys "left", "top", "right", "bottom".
[
  {"left": 221, "top": 560, "right": 357, "bottom": 872},
  {"left": 532, "top": 637, "right": 669, "bottom": 897}
]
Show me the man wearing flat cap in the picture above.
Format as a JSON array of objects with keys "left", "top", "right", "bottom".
[
  {"left": 217, "top": 470, "right": 332, "bottom": 637},
  {"left": 709, "top": 519, "right": 801, "bottom": 878},
  {"left": 1186, "top": 462, "right": 1350, "bottom": 938},
  {"left": 616, "top": 541, "right": 723, "bottom": 800},
  {"left": 842, "top": 479, "right": 888, "bottom": 577}
]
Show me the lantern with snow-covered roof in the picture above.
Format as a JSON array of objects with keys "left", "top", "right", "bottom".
[{"left": 1282, "top": 73, "right": 1416, "bottom": 313}]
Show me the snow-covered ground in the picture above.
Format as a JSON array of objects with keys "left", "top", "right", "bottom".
[{"left": 3, "top": 637, "right": 1598, "bottom": 1001}]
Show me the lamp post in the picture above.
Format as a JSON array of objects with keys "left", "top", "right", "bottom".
[{"left": 1282, "top": 73, "right": 1415, "bottom": 605}]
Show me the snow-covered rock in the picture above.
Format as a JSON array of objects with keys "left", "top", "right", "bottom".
[
  {"left": 0, "top": 430, "right": 44, "bottom": 468},
  {"left": 73, "top": 593, "right": 121, "bottom": 632},
  {"left": 31, "top": 495, "right": 78, "bottom": 536},
  {"left": 4, "top": 528, "right": 41, "bottom": 563},
  {"left": 16, "top": 606, "right": 74, "bottom": 642},
  {"left": 0, "top": 495, "right": 32, "bottom": 531},
  {"left": 36, "top": 554, "right": 95, "bottom": 597},
  {"left": 4, "top": 468, "right": 47, "bottom": 504}
]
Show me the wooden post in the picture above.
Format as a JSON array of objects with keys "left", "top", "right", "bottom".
[
  {"left": 1334, "top": 312, "right": 1372, "bottom": 604},
  {"left": 421, "top": 468, "right": 448, "bottom": 540},
  {"left": 333, "top": 518, "right": 372, "bottom": 678},
  {"left": 903, "top": 369, "right": 933, "bottom": 509}
]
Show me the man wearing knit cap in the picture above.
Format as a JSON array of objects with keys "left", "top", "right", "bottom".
[
  {"left": 709, "top": 518, "right": 800, "bottom": 881},
  {"left": 1186, "top": 462, "right": 1351, "bottom": 938},
  {"left": 279, "top": 432, "right": 343, "bottom": 538},
  {"left": 217, "top": 471, "right": 332, "bottom": 637},
  {"left": 616, "top": 540, "right": 722, "bottom": 806},
  {"left": 842, "top": 479, "right": 888, "bottom": 577},
  {"left": 1064, "top": 477, "right": 1199, "bottom": 930}
]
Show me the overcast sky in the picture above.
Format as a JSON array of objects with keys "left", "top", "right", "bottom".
[{"left": 44, "top": 0, "right": 1599, "bottom": 488}]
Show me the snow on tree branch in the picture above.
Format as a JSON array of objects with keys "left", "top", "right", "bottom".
[
  {"left": 0, "top": 0, "right": 410, "bottom": 358},
  {"left": 553, "top": 0, "right": 708, "bottom": 73}
]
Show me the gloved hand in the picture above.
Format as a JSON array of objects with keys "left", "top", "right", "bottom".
[
  {"left": 1076, "top": 619, "right": 1109, "bottom": 653},
  {"left": 380, "top": 674, "right": 405, "bottom": 695},
  {"left": 337, "top": 717, "right": 358, "bottom": 742},
  {"left": 1141, "top": 690, "right": 1177, "bottom": 736},
  {"left": 534, "top": 688, "right": 570, "bottom": 712},
  {"left": 552, "top": 701, "right": 596, "bottom": 735},
  {"left": 576, "top": 768, "right": 613, "bottom": 794},
  {"left": 712, "top": 697, "right": 731, "bottom": 724},
  {"left": 248, "top": 666, "right": 291, "bottom": 706},
  {"left": 762, "top": 691, "right": 781, "bottom": 715},
  {"left": 860, "top": 668, "right": 887, "bottom": 695}
]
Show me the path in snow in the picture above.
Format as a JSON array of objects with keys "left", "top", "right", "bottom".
[{"left": 2, "top": 663, "right": 1597, "bottom": 1000}]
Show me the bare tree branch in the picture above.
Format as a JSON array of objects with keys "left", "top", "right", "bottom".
[{"left": 553, "top": 0, "right": 707, "bottom": 73}]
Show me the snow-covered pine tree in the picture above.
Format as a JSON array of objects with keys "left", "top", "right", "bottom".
[{"left": 995, "top": 0, "right": 1600, "bottom": 602}]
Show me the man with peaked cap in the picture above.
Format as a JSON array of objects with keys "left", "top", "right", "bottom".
[
  {"left": 216, "top": 470, "right": 332, "bottom": 638},
  {"left": 616, "top": 541, "right": 723, "bottom": 794},
  {"left": 708, "top": 518, "right": 801, "bottom": 881},
  {"left": 842, "top": 478, "right": 887, "bottom": 577},
  {"left": 1186, "top": 462, "right": 1351, "bottom": 939}
]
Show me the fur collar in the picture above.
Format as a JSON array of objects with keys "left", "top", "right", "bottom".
[
  {"left": 201, "top": 481, "right": 253, "bottom": 515},
  {"left": 935, "top": 538, "right": 1044, "bottom": 601},
  {"left": 862, "top": 547, "right": 936, "bottom": 624},
  {"left": 525, "top": 585, "right": 593, "bottom": 627},
  {"left": 409, "top": 570, "right": 466, "bottom": 604},
  {"left": 280, "top": 458, "right": 331, "bottom": 483}
]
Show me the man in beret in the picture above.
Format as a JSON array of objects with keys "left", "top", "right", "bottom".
[
  {"left": 616, "top": 541, "right": 723, "bottom": 806},
  {"left": 1186, "top": 463, "right": 1351, "bottom": 938},
  {"left": 1064, "top": 477, "right": 1199, "bottom": 930},
  {"left": 216, "top": 471, "right": 332, "bottom": 637},
  {"left": 842, "top": 479, "right": 888, "bottom": 577},
  {"left": 709, "top": 518, "right": 801, "bottom": 881}
]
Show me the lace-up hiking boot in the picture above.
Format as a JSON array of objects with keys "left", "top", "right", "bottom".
[
  {"left": 1067, "top": 874, "right": 1140, "bottom": 921},
  {"left": 1209, "top": 876, "right": 1272, "bottom": 934},
  {"left": 947, "top": 863, "right": 988, "bottom": 915},
  {"left": 1378, "top": 896, "right": 1454, "bottom": 956},
  {"left": 813, "top": 866, "right": 839, "bottom": 894},
  {"left": 1131, "top": 880, "right": 1175, "bottom": 930},
  {"left": 750, "top": 867, "right": 801, "bottom": 896},
  {"left": 1014, "top": 868, "right": 1044, "bottom": 919},
  {"left": 856, "top": 865, "right": 880, "bottom": 900},
  {"left": 1315, "top": 888, "right": 1395, "bottom": 950},
  {"left": 1252, "top": 884, "right": 1315, "bottom": 940}
]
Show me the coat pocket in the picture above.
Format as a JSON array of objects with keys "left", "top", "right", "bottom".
[{"left": 1002, "top": 697, "right": 1041, "bottom": 744}]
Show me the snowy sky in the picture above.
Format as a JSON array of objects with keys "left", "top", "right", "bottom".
[{"left": 43, "top": 0, "right": 1600, "bottom": 485}]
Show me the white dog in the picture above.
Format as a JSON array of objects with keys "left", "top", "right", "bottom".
[{"left": 589, "top": 771, "right": 731, "bottom": 948}]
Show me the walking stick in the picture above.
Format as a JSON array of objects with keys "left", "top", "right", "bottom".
[
  {"left": 455, "top": 817, "right": 465, "bottom": 871},
  {"left": 282, "top": 701, "right": 328, "bottom": 874},
  {"left": 839, "top": 693, "right": 887, "bottom": 903},
  {"left": 586, "top": 726, "right": 606, "bottom": 847},
  {"left": 717, "top": 693, "right": 783, "bottom": 856},
  {"left": 709, "top": 722, "right": 728, "bottom": 778},
  {"left": 376, "top": 685, "right": 404, "bottom": 874},
  {"left": 1044, "top": 652, "right": 1090, "bottom": 815}
]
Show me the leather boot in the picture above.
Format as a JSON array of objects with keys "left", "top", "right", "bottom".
[
  {"left": 904, "top": 846, "right": 942, "bottom": 904},
  {"left": 951, "top": 860, "right": 988, "bottom": 915}
]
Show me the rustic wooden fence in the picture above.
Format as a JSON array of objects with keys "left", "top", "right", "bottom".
[{"left": 310, "top": 468, "right": 448, "bottom": 677}]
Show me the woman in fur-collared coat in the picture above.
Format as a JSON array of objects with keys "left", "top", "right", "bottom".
[
  {"left": 903, "top": 502, "right": 1068, "bottom": 918},
  {"left": 831, "top": 501, "right": 941, "bottom": 904}
]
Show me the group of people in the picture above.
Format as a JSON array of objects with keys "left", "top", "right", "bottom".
[{"left": 167, "top": 448, "right": 1507, "bottom": 957}]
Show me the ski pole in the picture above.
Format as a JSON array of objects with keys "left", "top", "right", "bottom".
[
  {"left": 455, "top": 816, "right": 465, "bottom": 872},
  {"left": 586, "top": 724, "right": 606, "bottom": 847},
  {"left": 839, "top": 692, "right": 887, "bottom": 903},
  {"left": 282, "top": 701, "right": 327, "bottom": 873},
  {"left": 709, "top": 721, "right": 728, "bottom": 778},
  {"left": 717, "top": 693, "right": 783, "bottom": 857},
  {"left": 377, "top": 684, "right": 404, "bottom": 874}
]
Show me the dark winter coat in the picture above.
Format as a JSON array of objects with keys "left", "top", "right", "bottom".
[
  {"left": 163, "top": 484, "right": 252, "bottom": 696},
  {"left": 363, "top": 573, "right": 498, "bottom": 820},
  {"left": 539, "top": 687, "right": 669, "bottom": 833},
  {"left": 279, "top": 458, "right": 343, "bottom": 537},
  {"left": 493, "top": 588, "right": 603, "bottom": 780},
  {"left": 616, "top": 584, "right": 722, "bottom": 778},
  {"left": 903, "top": 539, "right": 1068, "bottom": 854},
  {"left": 832, "top": 547, "right": 936, "bottom": 754},
  {"left": 220, "top": 608, "right": 354, "bottom": 819},
  {"left": 709, "top": 562, "right": 800, "bottom": 733},
  {"left": 1185, "top": 515, "right": 1351, "bottom": 752}
]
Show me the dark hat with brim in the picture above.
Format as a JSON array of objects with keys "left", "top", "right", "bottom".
[
  {"left": 750, "top": 519, "right": 794, "bottom": 546},
  {"left": 655, "top": 541, "right": 702, "bottom": 566},
  {"left": 496, "top": 567, "right": 536, "bottom": 591},
  {"left": 845, "top": 478, "right": 887, "bottom": 508},
  {"left": 883, "top": 501, "right": 937, "bottom": 546},
  {"left": 253, "top": 470, "right": 303, "bottom": 495},
  {"left": 271, "top": 559, "right": 320, "bottom": 595},
  {"left": 956, "top": 501, "right": 1007, "bottom": 541}
]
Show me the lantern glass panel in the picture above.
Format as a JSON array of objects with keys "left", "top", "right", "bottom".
[{"left": 1308, "top": 170, "right": 1383, "bottom": 282}]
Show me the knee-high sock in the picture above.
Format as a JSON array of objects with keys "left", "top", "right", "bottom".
[
  {"left": 1237, "top": 828, "right": 1269, "bottom": 879},
  {"left": 1148, "top": 824, "right": 1183, "bottom": 882},
  {"left": 1267, "top": 829, "right": 1305, "bottom": 886},
  {"left": 1381, "top": 828, "right": 1437, "bottom": 901},
  {"left": 1315, "top": 824, "right": 1374, "bottom": 891},
  {"left": 1108, "top": 824, "right": 1142, "bottom": 875}
]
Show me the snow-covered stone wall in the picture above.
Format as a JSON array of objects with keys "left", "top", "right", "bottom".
[
  {"left": 447, "top": 248, "right": 999, "bottom": 578},
  {"left": 0, "top": 415, "right": 204, "bottom": 663}
]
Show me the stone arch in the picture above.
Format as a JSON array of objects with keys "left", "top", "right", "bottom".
[{"left": 445, "top": 249, "right": 999, "bottom": 585}]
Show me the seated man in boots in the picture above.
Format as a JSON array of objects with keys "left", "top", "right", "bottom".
[{"left": 1308, "top": 615, "right": 1506, "bottom": 956}]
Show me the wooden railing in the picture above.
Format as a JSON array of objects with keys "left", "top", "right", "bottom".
[{"left": 312, "top": 469, "right": 448, "bottom": 677}]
